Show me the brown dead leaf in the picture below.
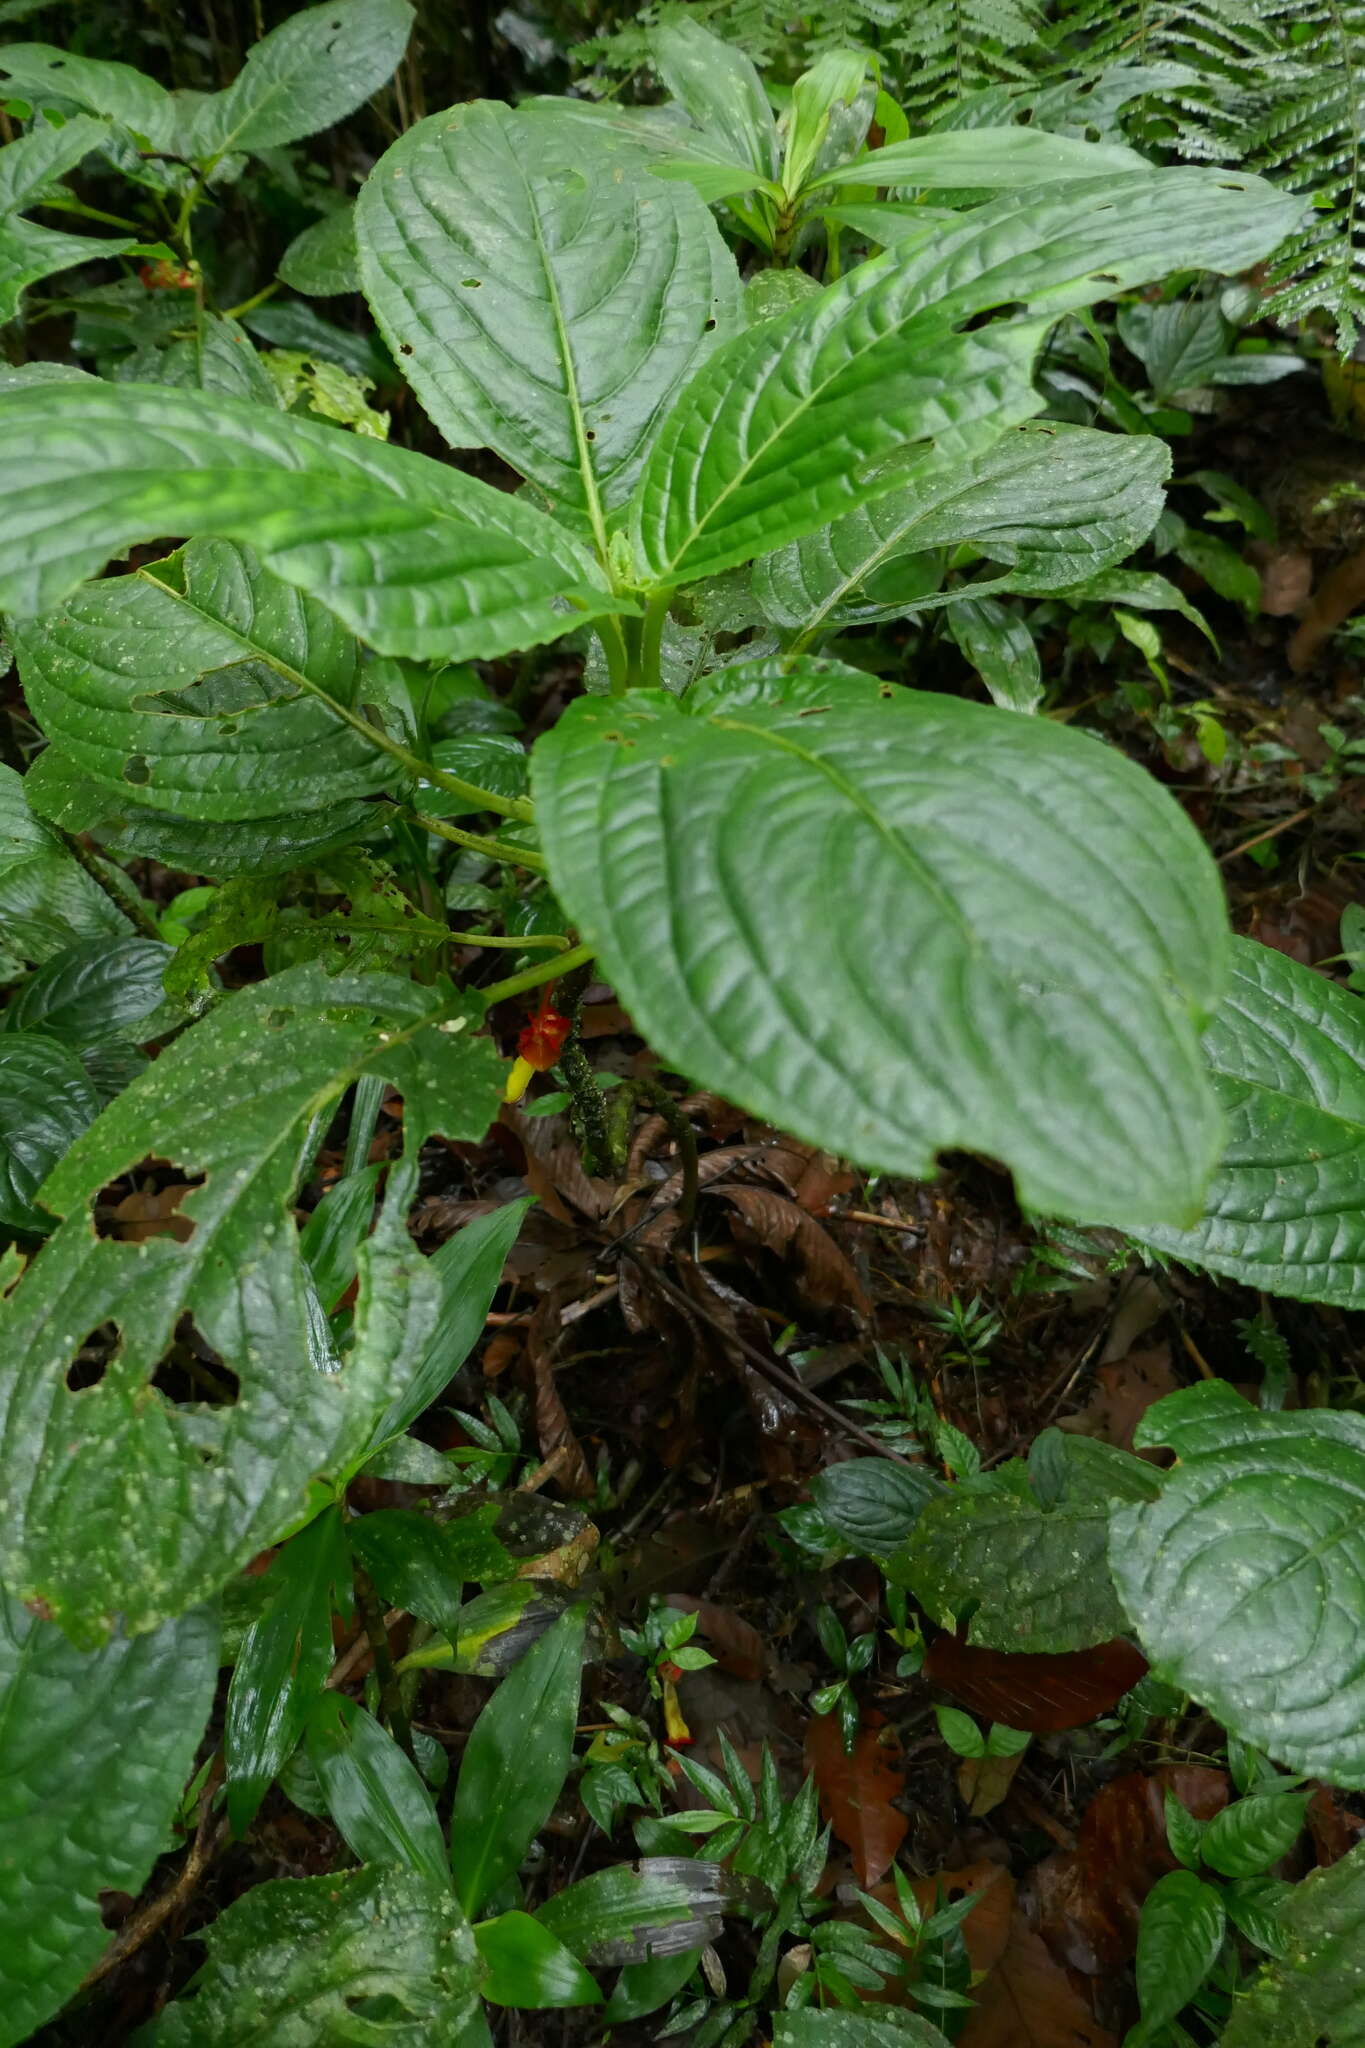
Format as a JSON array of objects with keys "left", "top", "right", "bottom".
[
  {"left": 958, "top": 1748, "right": 1026, "bottom": 1817},
  {"left": 924, "top": 1634, "right": 1148, "bottom": 1733},
  {"left": 959, "top": 1915, "right": 1117, "bottom": 2048},
  {"left": 753, "top": 1142, "right": 858, "bottom": 1214},
  {"left": 711, "top": 1185, "right": 870, "bottom": 1313},
  {"left": 1031, "top": 1766, "right": 1228, "bottom": 1973},
  {"left": 1308, "top": 1785, "right": 1365, "bottom": 1867},
  {"left": 526, "top": 1294, "right": 595, "bottom": 1499},
  {"left": 665, "top": 1595, "right": 769, "bottom": 1682},
  {"left": 108, "top": 1184, "right": 198, "bottom": 1243},
  {"left": 1056, "top": 1345, "right": 1178, "bottom": 1453},
  {"left": 805, "top": 1711, "right": 908, "bottom": 1888}
]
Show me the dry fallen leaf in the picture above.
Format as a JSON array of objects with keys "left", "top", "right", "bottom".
[
  {"left": 1056, "top": 1345, "right": 1178, "bottom": 1453},
  {"left": 958, "top": 1748, "right": 1026, "bottom": 1817},
  {"left": 959, "top": 1914, "right": 1117, "bottom": 2048},
  {"left": 924, "top": 1634, "right": 1148, "bottom": 1733},
  {"left": 806, "top": 1710, "right": 908, "bottom": 1888}
]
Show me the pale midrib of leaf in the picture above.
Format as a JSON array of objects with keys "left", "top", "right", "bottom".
[
  {"left": 524, "top": 178, "right": 610, "bottom": 564},
  {"left": 790, "top": 513, "right": 937, "bottom": 646}
]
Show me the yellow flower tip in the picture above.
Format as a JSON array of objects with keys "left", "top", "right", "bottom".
[
  {"left": 503, "top": 1055, "right": 536, "bottom": 1104},
  {"left": 662, "top": 1676, "right": 693, "bottom": 1747}
]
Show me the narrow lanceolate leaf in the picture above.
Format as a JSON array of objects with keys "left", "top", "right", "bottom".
[
  {"left": 0, "top": 762, "right": 130, "bottom": 966},
  {"left": 307, "top": 1694, "right": 450, "bottom": 1890},
  {"left": 629, "top": 169, "right": 1300, "bottom": 587},
  {"left": 225, "top": 1507, "right": 350, "bottom": 1835},
  {"left": 1222, "top": 1841, "right": 1365, "bottom": 2048},
  {"left": 450, "top": 1604, "right": 588, "bottom": 1917},
  {"left": 807, "top": 126, "right": 1150, "bottom": 191},
  {"left": 0, "top": 1593, "right": 218, "bottom": 2048},
  {"left": 10, "top": 541, "right": 395, "bottom": 824},
  {"left": 185, "top": 0, "right": 414, "bottom": 159},
  {"left": 0, "top": 964, "right": 502, "bottom": 1643},
  {"left": 533, "top": 664, "right": 1228, "bottom": 1230},
  {"left": 1131, "top": 938, "right": 1365, "bottom": 1307},
  {"left": 357, "top": 103, "right": 741, "bottom": 534},
  {"left": 1112, "top": 1383, "right": 1365, "bottom": 1786},
  {"left": 0, "top": 383, "right": 621, "bottom": 662},
  {"left": 753, "top": 423, "right": 1170, "bottom": 633},
  {"left": 149, "top": 1865, "right": 484, "bottom": 2048},
  {"left": 902, "top": 1456, "right": 1159, "bottom": 1654}
]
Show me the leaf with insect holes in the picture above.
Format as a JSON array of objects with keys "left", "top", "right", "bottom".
[
  {"left": 1131, "top": 938, "right": 1365, "bottom": 1308},
  {"left": 149, "top": 1863, "right": 484, "bottom": 2047},
  {"left": 0, "top": 964, "right": 503, "bottom": 1643},
  {"left": 0, "top": 383, "right": 624, "bottom": 664},
  {"left": 1222, "top": 1840, "right": 1365, "bottom": 2047},
  {"left": 357, "top": 102, "right": 741, "bottom": 531},
  {"left": 1111, "top": 1382, "right": 1365, "bottom": 1786},
  {"left": 0, "top": 1592, "right": 218, "bottom": 2048},
  {"left": 183, "top": 0, "right": 414, "bottom": 158},
  {"left": 628, "top": 168, "right": 1300, "bottom": 588},
  {"left": 533, "top": 663, "right": 1228, "bottom": 1230}
]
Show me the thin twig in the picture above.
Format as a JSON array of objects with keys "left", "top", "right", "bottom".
[
  {"left": 1218, "top": 804, "right": 1316, "bottom": 865},
  {"left": 353, "top": 1563, "right": 415, "bottom": 1761},
  {"left": 81, "top": 1756, "right": 227, "bottom": 1990}
]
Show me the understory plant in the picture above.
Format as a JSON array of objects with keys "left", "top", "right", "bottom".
[{"left": 3, "top": 5, "right": 1365, "bottom": 2044}]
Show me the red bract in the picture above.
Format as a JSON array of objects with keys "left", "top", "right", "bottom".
[{"left": 517, "top": 990, "right": 571, "bottom": 1071}]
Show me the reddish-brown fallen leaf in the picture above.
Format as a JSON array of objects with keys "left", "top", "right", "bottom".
[
  {"left": 805, "top": 1710, "right": 908, "bottom": 1888},
  {"left": 959, "top": 1914, "right": 1117, "bottom": 2048},
  {"left": 924, "top": 1634, "right": 1148, "bottom": 1733},
  {"left": 1031, "top": 1766, "right": 1228, "bottom": 1973},
  {"left": 1056, "top": 1346, "right": 1178, "bottom": 1453},
  {"left": 526, "top": 1293, "right": 595, "bottom": 1499},
  {"left": 710, "top": 1185, "right": 870, "bottom": 1312},
  {"left": 1308, "top": 1785, "right": 1365, "bottom": 1867},
  {"left": 664, "top": 1595, "right": 768, "bottom": 1682},
  {"left": 108, "top": 1184, "right": 198, "bottom": 1243}
]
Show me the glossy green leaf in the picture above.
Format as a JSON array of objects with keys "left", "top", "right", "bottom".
[
  {"left": 475, "top": 1911, "right": 602, "bottom": 2007},
  {"left": 1133, "top": 1870, "right": 1226, "bottom": 2034},
  {"left": 185, "top": 0, "right": 414, "bottom": 158},
  {"left": 371, "top": 1197, "right": 533, "bottom": 1445},
  {"left": 1222, "top": 1841, "right": 1365, "bottom": 2047},
  {"left": 1202, "top": 1792, "right": 1309, "bottom": 1878},
  {"left": 629, "top": 169, "right": 1300, "bottom": 587},
  {"left": 348, "top": 1507, "right": 487, "bottom": 1638},
  {"left": 808, "top": 126, "right": 1149, "bottom": 191},
  {"left": 12, "top": 541, "right": 394, "bottom": 825},
  {"left": 357, "top": 102, "right": 741, "bottom": 533},
  {"left": 1223, "top": 1874, "right": 1295, "bottom": 1959},
  {"left": 807, "top": 1458, "right": 943, "bottom": 1553},
  {"left": 0, "top": 1592, "right": 218, "bottom": 2048},
  {"left": 0, "top": 964, "right": 502, "bottom": 1642},
  {"left": 1131, "top": 939, "right": 1365, "bottom": 1307},
  {"left": 536, "top": 1858, "right": 764, "bottom": 1966},
  {"left": 0, "top": 1031, "right": 101, "bottom": 1232},
  {"left": 903, "top": 1451, "right": 1157, "bottom": 1652},
  {"left": 149, "top": 1864, "right": 484, "bottom": 2047},
  {"left": 602, "top": 1948, "right": 701, "bottom": 2024},
  {"left": 224, "top": 1506, "right": 350, "bottom": 1834},
  {"left": 450, "top": 1602, "right": 588, "bottom": 1916},
  {"left": 754, "top": 424, "right": 1170, "bottom": 633},
  {"left": 0, "top": 762, "right": 130, "bottom": 966},
  {"left": 947, "top": 596, "right": 1042, "bottom": 713},
  {"left": 2, "top": 937, "right": 177, "bottom": 1045},
  {"left": 1111, "top": 1383, "right": 1365, "bottom": 1785},
  {"left": 299, "top": 1165, "right": 381, "bottom": 1313},
  {"left": 773, "top": 2014, "right": 952, "bottom": 2046},
  {"left": 0, "top": 383, "right": 621, "bottom": 662},
  {"left": 783, "top": 51, "right": 868, "bottom": 200},
  {"left": 279, "top": 204, "right": 359, "bottom": 295},
  {"left": 306, "top": 1693, "right": 449, "bottom": 1890},
  {"left": 533, "top": 665, "right": 1227, "bottom": 1229}
]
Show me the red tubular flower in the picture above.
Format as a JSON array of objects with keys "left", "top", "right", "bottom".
[{"left": 504, "top": 987, "right": 571, "bottom": 1102}]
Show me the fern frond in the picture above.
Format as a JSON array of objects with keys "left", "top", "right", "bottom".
[
  {"left": 1243, "top": 0, "right": 1365, "bottom": 348},
  {"left": 1045, "top": 0, "right": 1278, "bottom": 160},
  {"left": 889, "top": 0, "right": 1047, "bottom": 126}
]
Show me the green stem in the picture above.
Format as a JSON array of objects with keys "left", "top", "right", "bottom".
[
  {"left": 598, "top": 616, "right": 631, "bottom": 697},
  {"left": 479, "top": 943, "right": 595, "bottom": 1007},
  {"left": 136, "top": 570, "right": 534, "bottom": 822},
  {"left": 405, "top": 806, "right": 546, "bottom": 873},
  {"left": 453, "top": 929, "right": 571, "bottom": 950},
  {"left": 639, "top": 591, "right": 669, "bottom": 691},
  {"left": 222, "top": 280, "right": 279, "bottom": 320},
  {"left": 43, "top": 197, "right": 146, "bottom": 233}
]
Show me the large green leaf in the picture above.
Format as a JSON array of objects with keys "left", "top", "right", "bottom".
[
  {"left": 1131, "top": 939, "right": 1365, "bottom": 1307},
  {"left": 185, "top": 0, "right": 414, "bottom": 159},
  {"left": 11, "top": 541, "right": 394, "bottom": 824},
  {"left": 752, "top": 423, "right": 1171, "bottom": 633},
  {"left": 0, "top": 113, "right": 135, "bottom": 321},
  {"left": 806, "top": 1459, "right": 944, "bottom": 1554},
  {"left": 902, "top": 1452, "right": 1159, "bottom": 1653},
  {"left": 1111, "top": 1383, "right": 1365, "bottom": 1786},
  {"left": 1133, "top": 1870, "right": 1226, "bottom": 2035},
  {"left": 1222, "top": 1840, "right": 1365, "bottom": 2047},
  {"left": 628, "top": 169, "right": 1300, "bottom": 587},
  {"left": 450, "top": 1603, "right": 588, "bottom": 1916},
  {"left": 0, "top": 1031, "right": 101, "bottom": 1231},
  {"left": 0, "top": 762, "right": 130, "bottom": 966},
  {"left": 0, "top": 964, "right": 503, "bottom": 1642},
  {"left": 0, "top": 1592, "right": 218, "bottom": 2048},
  {"left": 0, "top": 47, "right": 175, "bottom": 142},
  {"left": 307, "top": 1693, "right": 449, "bottom": 1890},
  {"left": 0, "top": 382, "right": 621, "bottom": 662},
  {"left": 148, "top": 1864, "right": 484, "bottom": 2047},
  {"left": 649, "top": 16, "right": 778, "bottom": 179},
  {"left": 475, "top": 1911, "right": 601, "bottom": 2007},
  {"left": 807, "top": 127, "right": 1150, "bottom": 191},
  {"left": 224, "top": 1506, "right": 350, "bottom": 1834},
  {"left": 533, "top": 663, "right": 1228, "bottom": 1229},
  {"left": 1, "top": 936, "right": 178, "bottom": 1045},
  {"left": 357, "top": 103, "right": 741, "bottom": 536}
]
